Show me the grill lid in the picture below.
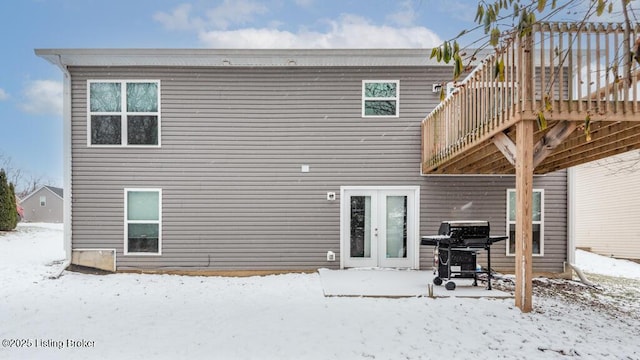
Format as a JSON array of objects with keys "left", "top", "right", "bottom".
[
  {"left": 438, "top": 220, "right": 490, "bottom": 238},
  {"left": 421, "top": 220, "right": 506, "bottom": 247}
]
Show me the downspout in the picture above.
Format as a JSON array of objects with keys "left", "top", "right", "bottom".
[
  {"left": 50, "top": 54, "right": 72, "bottom": 277},
  {"left": 566, "top": 168, "right": 594, "bottom": 286},
  {"left": 567, "top": 168, "right": 575, "bottom": 267}
]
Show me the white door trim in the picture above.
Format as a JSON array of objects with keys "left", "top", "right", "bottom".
[{"left": 340, "top": 186, "right": 420, "bottom": 269}]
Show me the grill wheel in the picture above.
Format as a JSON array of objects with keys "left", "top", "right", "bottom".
[{"left": 445, "top": 281, "right": 456, "bottom": 291}]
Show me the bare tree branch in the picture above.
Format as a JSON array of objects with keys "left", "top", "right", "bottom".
[{"left": 0, "top": 153, "right": 56, "bottom": 198}]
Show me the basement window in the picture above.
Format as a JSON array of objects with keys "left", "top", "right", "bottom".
[
  {"left": 125, "top": 188, "right": 162, "bottom": 255},
  {"left": 506, "top": 189, "right": 544, "bottom": 256}
]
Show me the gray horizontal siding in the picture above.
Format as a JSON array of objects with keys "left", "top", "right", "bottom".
[
  {"left": 419, "top": 172, "right": 568, "bottom": 273},
  {"left": 68, "top": 65, "right": 566, "bottom": 272}
]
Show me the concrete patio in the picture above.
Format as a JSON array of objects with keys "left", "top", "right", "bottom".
[{"left": 318, "top": 268, "right": 513, "bottom": 298}]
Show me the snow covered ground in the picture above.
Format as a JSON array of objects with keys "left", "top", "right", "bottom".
[
  {"left": 575, "top": 248, "right": 640, "bottom": 280},
  {"left": 1, "top": 223, "right": 639, "bottom": 359}
]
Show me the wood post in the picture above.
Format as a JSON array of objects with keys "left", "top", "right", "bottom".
[{"left": 515, "top": 119, "right": 534, "bottom": 312}]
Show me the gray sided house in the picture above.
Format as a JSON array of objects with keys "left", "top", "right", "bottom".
[
  {"left": 20, "top": 185, "right": 64, "bottom": 223},
  {"left": 36, "top": 49, "right": 568, "bottom": 274}
]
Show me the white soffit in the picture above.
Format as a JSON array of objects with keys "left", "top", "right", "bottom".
[{"left": 35, "top": 48, "right": 454, "bottom": 68}]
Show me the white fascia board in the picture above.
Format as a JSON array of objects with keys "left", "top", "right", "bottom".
[{"left": 35, "top": 48, "right": 453, "bottom": 68}]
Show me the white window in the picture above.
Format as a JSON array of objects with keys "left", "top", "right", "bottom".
[
  {"left": 362, "top": 80, "right": 399, "bottom": 117},
  {"left": 506, "top": 189, "right": 544, "bottom": 256},
  {"left": 125, "top": 188, "right": 162, "bottom": 255},
  {"left": 39, "top": 196, "right": 46, "bottom": 207},
  {"left": 88, "top": 80, "right": 160, "bottom": 146}
]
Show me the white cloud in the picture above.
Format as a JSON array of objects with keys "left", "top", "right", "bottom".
[
  {"left": 156, "top": 3, "right": 441, "bottom": 49},
  {"left": 206, "top": 0, "right": 268, "bottom": 30},
  {"left": 153, "top": 3, "right": 203, "bottom": 31},
  {"left": 0, "top": 88, "right": 8, "bottom": 101},
  {"left": 154, "top": 0, "right": 268, "bottom": 31},
  {"left": 199, "top": 14, "right": 442, "bottom": 48},
  {"left": 200, "top": 28, "right": 301, "bottom": 48},
  {"left": 387, "top": 0, "right": 418, "bottom": 26},
  {"left": 19, "top": 80, "right": 63, "bottom": 116},
  {"left": 434, "top": 0, "right": 478, "bottom": 23}
]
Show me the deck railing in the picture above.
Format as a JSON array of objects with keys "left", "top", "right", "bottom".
[{"left": 422, "top": 22, "right": 640, "bottom": 173}]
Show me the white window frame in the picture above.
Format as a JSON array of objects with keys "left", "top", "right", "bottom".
[
  {"left": 87, "top": 80, "right": 161, "bottom": 147},
  {"left": 362, "top": 80, "right": 399, "bottom": 118},
  {"left": 506, "top": 188, "right": 544, "bottom": 256},
  {"left": 39, "top": 195, "right": 46, "bottom": 207},
  {"left": 124, "top": 188, "right": 162, "bottom": 256}
]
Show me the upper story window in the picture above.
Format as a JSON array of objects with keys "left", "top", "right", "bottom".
[
  {"left": 39, "top": 196, "right": 46, "bottom": 207},
  {"left": 88, "top": 80, "right": 160, "bottom": 147},
  {"left": 362, "top": 80, "right": 399, "bottom": 117},
  {"left": 506, "top": 189, "right": 544, "bottom": 256}
]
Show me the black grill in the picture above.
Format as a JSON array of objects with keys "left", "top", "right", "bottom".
[{"left": 421, "top": 221, "right": 507, "bottom": 290}]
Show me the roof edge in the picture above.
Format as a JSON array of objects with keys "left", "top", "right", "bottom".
[
  {"left": 19, "top": 185, "right": 63, "bottom": 203},
  {"left": 35, "top": 48, "right": 449, "bottom": 68}
]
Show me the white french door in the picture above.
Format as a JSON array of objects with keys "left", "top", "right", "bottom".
[{"left": 340, "top": 186, "right": 419, "bottom": 268}]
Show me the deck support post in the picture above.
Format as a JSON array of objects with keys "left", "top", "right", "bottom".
[{"left": 515, "top": 119, "right": 534, "bottom": 313}]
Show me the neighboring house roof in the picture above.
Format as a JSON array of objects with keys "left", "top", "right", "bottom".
[
  {"left": 35, "top": 48, "right": 472, "bottom": 68},
  {"left": 19, "top": 185, "right": 64, "bottom": 204},
  {"left": 46, "top": 186, "right": 64, "bottom": 199}
]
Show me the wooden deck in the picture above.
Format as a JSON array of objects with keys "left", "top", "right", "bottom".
[
  {"left": 421, "top": 22, "right": 640, "bottom": 312},
  {"left": 425, "top": 117, "right": 640, "bottom": 174},
  {"left": 422, "top": 22, "right": 640, "bottom": 175}
]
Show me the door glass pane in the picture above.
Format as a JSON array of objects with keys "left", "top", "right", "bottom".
[
  {"left": 386, "top": 196, "right": 407, "bottom": 258},
  {"left": 127, "top": 191, "right": 159, "bottom": 221},
  {"left": 350, "top": 196, "right": 371, "bottom": 258}
]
